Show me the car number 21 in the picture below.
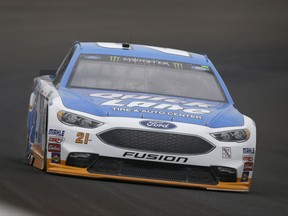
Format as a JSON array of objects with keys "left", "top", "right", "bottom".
[{"left": 75, "top": 132, "right": 90, "bottom": 144}]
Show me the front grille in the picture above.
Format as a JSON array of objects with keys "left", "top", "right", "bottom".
[
  {"left": 98, "top": 129, "right": 215, "bottom": 155},
  {"left": 88, "top": 157, "right": 218, "bottom": 185}
]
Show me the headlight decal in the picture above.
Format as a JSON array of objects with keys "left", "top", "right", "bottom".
[
  {"left": 210, "top": 129, "right": 250, "bottom": 142},
  {"left": 57, "top": 110, "right": 104, "bottom": 129}
]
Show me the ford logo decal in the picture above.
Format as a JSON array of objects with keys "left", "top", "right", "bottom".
[{"left": 139, "top": 120, "right": 177, "bottom": 129}]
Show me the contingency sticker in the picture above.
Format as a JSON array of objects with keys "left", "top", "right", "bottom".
[
  {"left": 48, "top": 136, "right": 65, "bottom": 144},
  {"left": 222, "top": 147, "right": 231, "bottom": 159},
  {"left": 48, "top": 144, "right": 61, "bottom": 153},
  {"left": 243, "top": 155, "right": 254, "bottom": 162},
  {"left": 243, "top": 162, "right": 254, "bottom": 171},
  {"left": 48, "top": 129, "right": 65, "bottom": 137},
  {"left": 51, "top": 152, "right": 61, "bottom": 164},
  {"left": 241, "top": 172, "right": 249, "bottom": 182},
  {"left": 243, "top": 148, "right": 255, "bottom": 154}
]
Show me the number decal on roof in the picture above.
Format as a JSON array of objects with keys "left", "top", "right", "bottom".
[
  {"left": 143, "top": 45, "right": 190, "bottom": 57},
  {"left": 97, "top": 42, "right": 123, "bottom": 49},
  {"left": 96, "top": 43, "right": 190, "bottom": 57}
]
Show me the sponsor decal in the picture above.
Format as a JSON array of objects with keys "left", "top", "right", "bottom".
[
  {"left": 241, "top": 172, "right": 249, "bottom": 182},
  {"left": 123, "top": 151, "right": 188, "bottom": 163},
  {"left": 243, "top": 155, "right": 254, "bottom": 162},
  {"left": 222, "top": 147, "right": 231, "bottom": 159},
  {"left": 243, "top": 162, "right": 254, "bottom": 171},
  {"left": 48, "top": 144, "right": 61, "bottom": 152},
  {"left": 48, "top": 129, "right": 65, "bottom": 137},
  {"left": 243, "top": 148, "right": 255, "bottom": 154},
  {"left": 122, "top": 56, "right": 170, "bottom": 66},
  {"left": 110, "top": 56, "right": 120, "bottom": 62},
  {"left": 48, "top": 136, "right": 64, "bottom": 144},
  {"left": 173, "top": 62, "right": 183, "bottom": 69},
  {"left": 191, "top": 65, "right": 210, "bottom": 72},
  {"left": 51, "top": 152, "right": 61, "bottom": 164},
  {"left": 84, "top": 55, "right": 102, "bottom": 60},
  {"left": 140, "top": 120, "right": 177, "bottom": 129},
  {"left": 83, "top": 52, "right": 213, "bottom": 77},
  {"left": 112, "top": 107, "right": 203, "bottom": 119},
  {"left": 90, "top": 93, "right": 213, "bottom": 115}
]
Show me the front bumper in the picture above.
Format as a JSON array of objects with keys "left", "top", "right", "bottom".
[
  {"left": 47, "top": 158, "right": 251, "bottom": 192},
  {"left": 46, "top": 110, "right": 256, "bottom": 192}
]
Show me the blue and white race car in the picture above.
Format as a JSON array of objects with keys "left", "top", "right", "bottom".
[{"left": 26, "top": 42, "right": 256, "bottom": 192}]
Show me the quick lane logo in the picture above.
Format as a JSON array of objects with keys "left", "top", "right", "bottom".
[
  {"left": 110, "top": 56, "right": 120, "bottom": 62},
  {"left": 123, "top": 152, "right": 188, "bottom": 163},
  {"left": 90, "top": 93, "right": 213, "bottom": 115},
  {"left": 140, "top": 120, "right": 176, "bottom": 130},
  {"left": 173, "top": 62, "right": 183, "bottom": 69}
]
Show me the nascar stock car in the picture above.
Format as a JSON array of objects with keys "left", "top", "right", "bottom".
[{"left": 25, "top": 42, "right": 256, "bottom": 192}]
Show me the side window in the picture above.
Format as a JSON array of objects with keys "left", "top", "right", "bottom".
[{"left": 53, "top": 45, "right": 77, "bottom": 87}]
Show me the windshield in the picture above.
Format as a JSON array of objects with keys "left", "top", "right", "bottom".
[{"left": 68, "top": 54, "right": 226, "bottom": 102}]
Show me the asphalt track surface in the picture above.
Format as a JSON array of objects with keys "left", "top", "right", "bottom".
[{"left": 0, "top": 0, "right": 288, "bottom": 215}]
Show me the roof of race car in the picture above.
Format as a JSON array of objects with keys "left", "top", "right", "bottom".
[{"left": 75, "top": 42, "right": 209, "bottom": 65}]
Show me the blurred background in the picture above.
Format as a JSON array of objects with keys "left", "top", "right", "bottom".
[{"left": 0, "top": 0, "right": 287, "bottom": 215}]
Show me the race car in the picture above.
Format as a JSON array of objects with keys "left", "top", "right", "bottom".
[{"left": 25, "top": 42, "right": 256, "bottom": 192}]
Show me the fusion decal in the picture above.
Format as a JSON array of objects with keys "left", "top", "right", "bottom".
[{"left": 123, "top": 151, "right": 188, "bottom": 163}]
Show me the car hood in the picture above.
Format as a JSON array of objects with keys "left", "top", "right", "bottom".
[{"left": 58, "top": 87, "right": 244, "bottom": 128}]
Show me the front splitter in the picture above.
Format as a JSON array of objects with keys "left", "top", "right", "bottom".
[{"left": 46, "top": 160, "right": 251, "bottom": 192}]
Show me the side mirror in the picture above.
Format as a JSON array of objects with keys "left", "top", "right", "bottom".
[{"left": 39, "top": 69, "right": 57, "bottom": 77}]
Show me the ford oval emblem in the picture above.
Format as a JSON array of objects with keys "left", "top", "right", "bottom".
[{"left": 139, "top": 120, "right": 177, "bottom": 130}]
